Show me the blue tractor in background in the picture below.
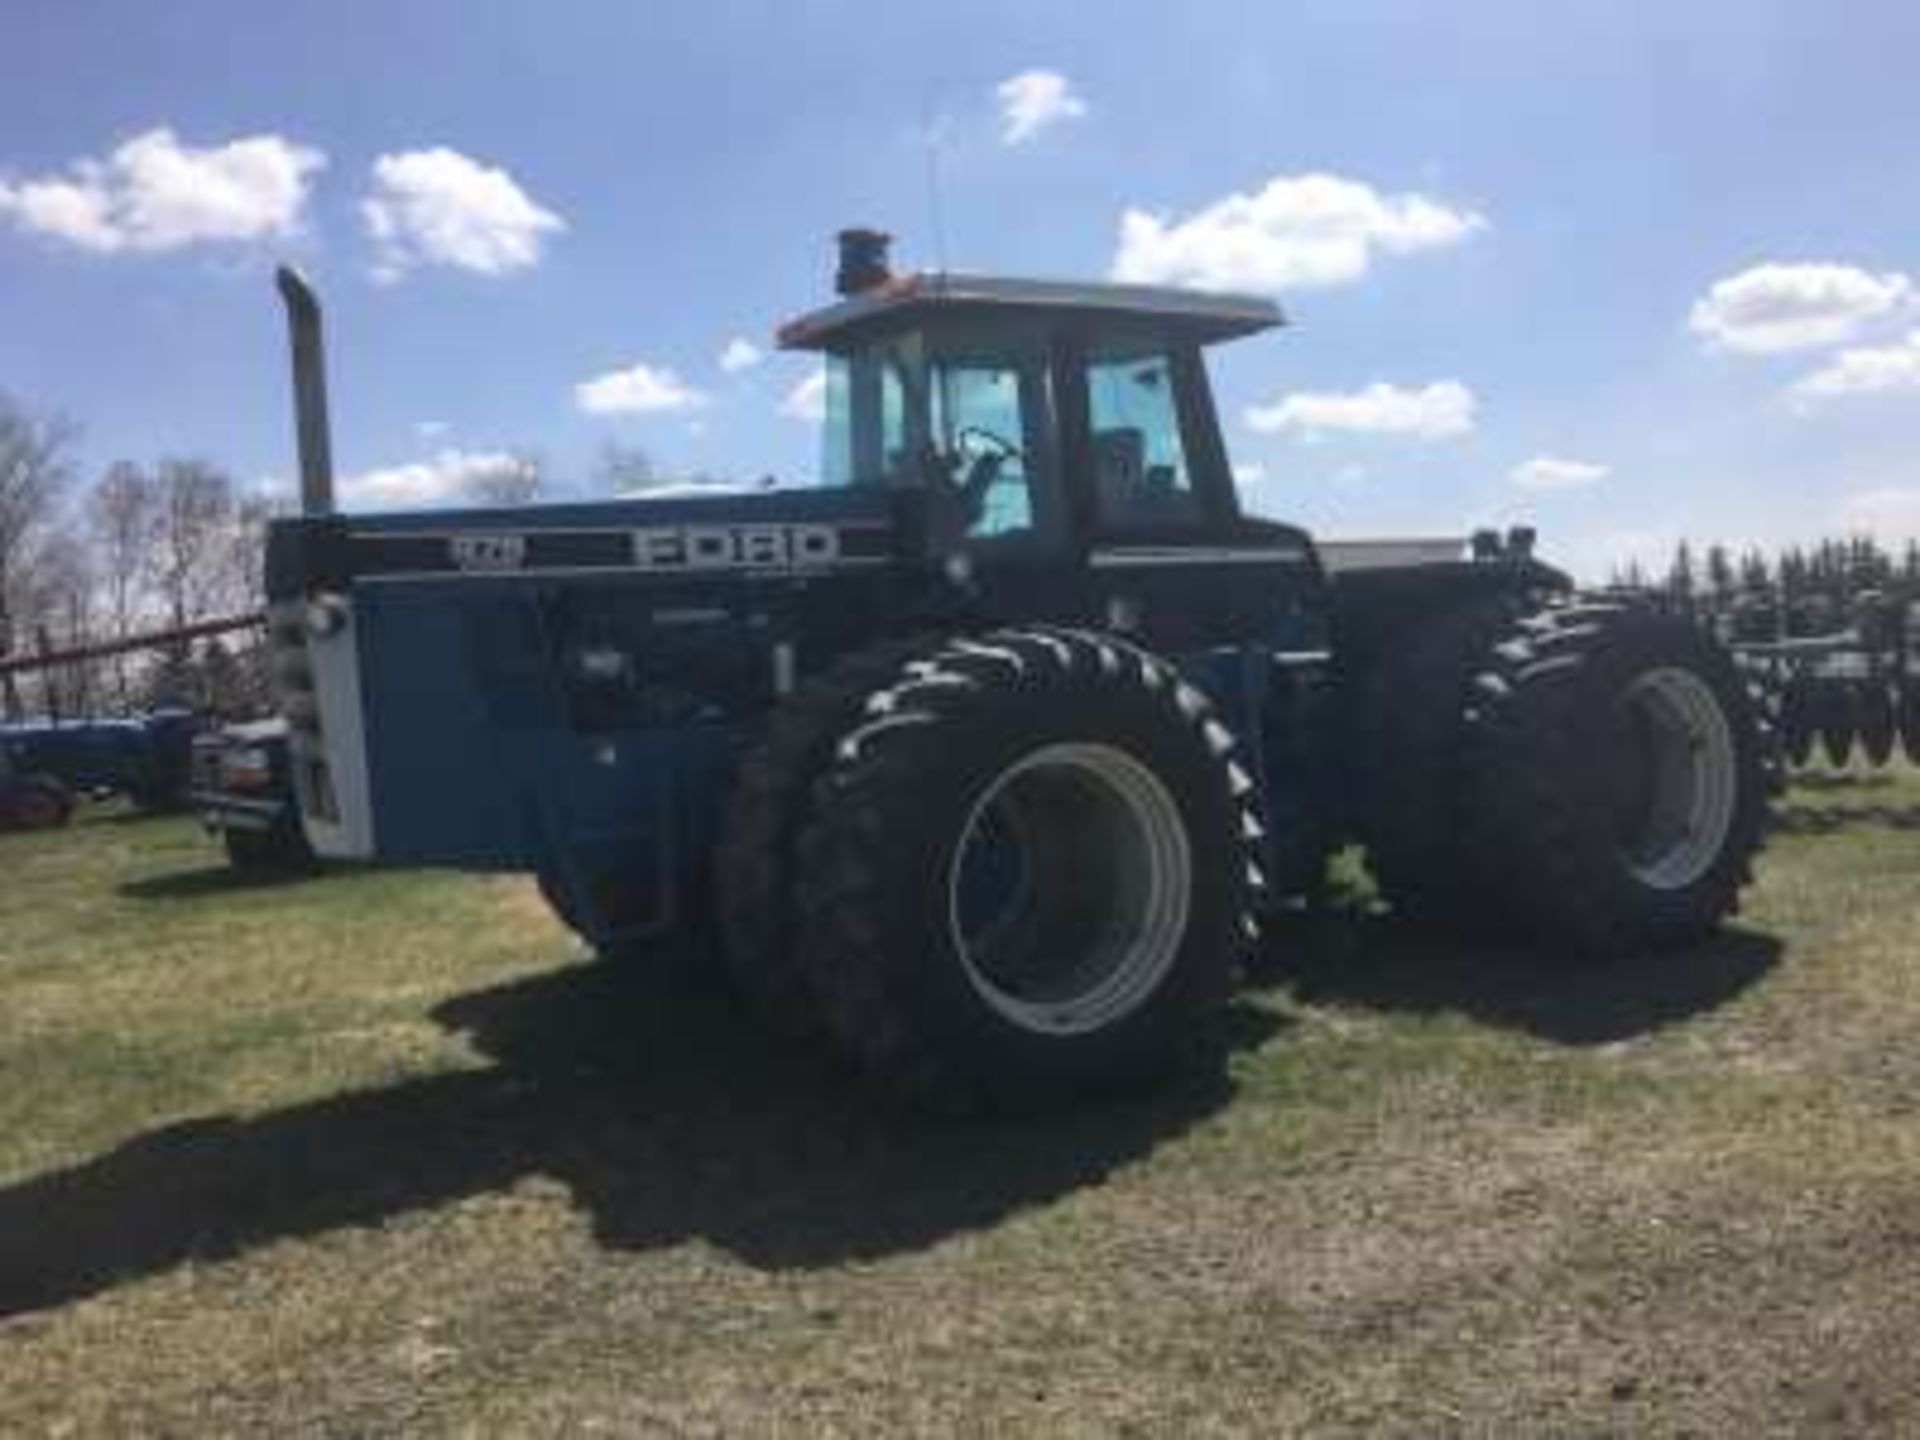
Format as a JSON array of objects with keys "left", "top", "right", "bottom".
[
  {"left": 262, "top": 231, "right": 1770, "bottom": 1109},
  {"left": 0, "top": 739, "right": 73, "bottom": 833},
  {"left": 0, "top": 710, "right": 200, "bottom": 814}
]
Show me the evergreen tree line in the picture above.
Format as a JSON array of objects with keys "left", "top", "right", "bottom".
[{"left": 1612, "top": 536, "right": 1920, "bottom": 647}]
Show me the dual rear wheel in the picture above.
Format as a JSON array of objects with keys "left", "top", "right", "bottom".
[
  {"left": 717, "top": 628, "right": 1259, "bottom": 1108},
  {"left": 1358, "top": 600, "right": 1769, "bottom": 958}
]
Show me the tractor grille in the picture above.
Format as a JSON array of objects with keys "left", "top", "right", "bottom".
[
  {"left": 266, "top": 600, "right": 338, "bottom": 825},
  {"left": 189, "top": 734, "right": 227, "bottom": 794},
  {"left": 267, "top": 602, "right": 318, "bottom": 736}
]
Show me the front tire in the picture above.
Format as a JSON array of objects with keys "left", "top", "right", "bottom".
[
  {"left": 223, "top": 820, "right": 314, "bottom": 873},
  {"left": 796, "top": 628, "right": 1257, "bottom": 1109}
]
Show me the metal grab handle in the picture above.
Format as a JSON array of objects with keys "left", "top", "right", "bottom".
[{"left": 276, "top": 266, "right": 335, "bottom": 517}]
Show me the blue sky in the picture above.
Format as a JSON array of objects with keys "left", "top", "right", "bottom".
[{"left": 3, "top": 0, "right": 1917, "bottom": 578}]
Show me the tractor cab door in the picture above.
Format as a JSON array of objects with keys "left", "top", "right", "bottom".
[
  {"left": 1062, "top": 333, "right": 1315, "bottom": 657},
  {"left": 896, "top": 317, "right": 1078, "bottom": 623}
]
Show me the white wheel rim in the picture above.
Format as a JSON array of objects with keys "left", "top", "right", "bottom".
[
  {"left": 1617, "top": 668, "right": 1739, "bottom": 891},
  {"left": 946, "top": 741, "right": 1192, "bottom": 1036}
]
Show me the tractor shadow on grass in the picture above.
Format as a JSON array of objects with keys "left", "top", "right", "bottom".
[
  {"left": 0, "top": 958, "right": 1285, "bottom": 1320},
  {"left": 1769, "top": 803, "right": 1920, "bottom": 835},
  {"left": 1251, "top": 907, "right": 1782, "bottom": 1047},
  {"left": 1787, "top": 769, "right": 1900, "bottom": 793},
  {"left": 117, "top": 863, "right": 330, "bottom": 900}
]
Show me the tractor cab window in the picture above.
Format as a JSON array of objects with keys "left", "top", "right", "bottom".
[
  {"left": 1086, "top": 346, "right": 1199, "bottom": 528},
  {"left": 819, "top": 326, "right": 1059, "bottom": 545}
]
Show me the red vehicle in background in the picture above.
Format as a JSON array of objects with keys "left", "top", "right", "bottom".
[{"left": 0, "top": 740, "right": 73, "bottom": 833}]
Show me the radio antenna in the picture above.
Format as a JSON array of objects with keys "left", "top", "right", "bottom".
[{"left": 920, "top": 94, "right": 951, "bottom": 274}]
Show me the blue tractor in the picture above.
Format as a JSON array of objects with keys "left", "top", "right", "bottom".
[
  {"left": 263, "top": 232, "right": 1769, "bottom": 1107},
  {"left": 0, "top": 710, "right": 199, "bottom": 813},
  {"left": 0, "top": 739, "right": 73, "bottom": 833}
]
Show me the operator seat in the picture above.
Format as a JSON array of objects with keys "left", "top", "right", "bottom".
[
  {"left": 1093, "top": 427, "right": 1148, "bottom": 517},
  {"left": 1094, "top": 427, "right": 1193, "bottom": 523}
]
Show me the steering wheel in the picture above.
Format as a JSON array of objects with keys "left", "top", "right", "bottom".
[
  {"left": 953, "top": 425, "right": 1022, "bottom": 465},
  {"left": 943, "top": 426, "right": 1023, "bottom": 526}
]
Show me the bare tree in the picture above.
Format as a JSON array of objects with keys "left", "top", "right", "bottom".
[
  {"left": 212, "top": 489, "right": 276, "bottom": 617},
  {"left": 24, "top": 528, "right": 101, "bottom": 716},
  {"left": 149, "top": 459, "right": 240, "bottom": 635},
  {"left": 88, "top": 461, "right": 161, "bottom": 707},
  {"left": 0, "top": 393, "right": 77, "bottom": 718}
]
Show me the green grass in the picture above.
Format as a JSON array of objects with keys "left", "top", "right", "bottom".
[{"left": 2, "top": 775, "right": 1919, "bottom": 1435}]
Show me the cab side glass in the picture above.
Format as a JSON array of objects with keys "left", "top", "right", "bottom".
[
  {"left": 1087, "top": 349, "right": 1198, "bottom": 527},
  {"left": 820, "top": 346, "right": 914, "bottom": 488}
]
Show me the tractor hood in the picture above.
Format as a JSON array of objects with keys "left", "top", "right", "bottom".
[{"left": 265, "top": 484, "right": 912, "bottom": 601}]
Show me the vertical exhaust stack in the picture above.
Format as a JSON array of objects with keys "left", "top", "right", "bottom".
[
  {"left": 275, "top": 266, "right": 336, "bottom": 517},
  {"left": 835, "top": 228, "right": 893, "bottom": 297}
]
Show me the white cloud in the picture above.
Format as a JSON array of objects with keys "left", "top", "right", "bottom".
[
  {"left": 575, "top": 362, "right": 706, "bottom": 415},
  {"left": 1688, "top": 262, "right": 1912, "bottom": 355},
  {"left": 0, "top": 127, "right": 323, "bottom": 253},
  {"left": 362, "top": 148, "right": 564, "bottom": 279},
  {"left": 1837, "top": 486, "right": 1920, "bottom": 542},
  {"left": 1245, "top": 380, "right": 1476, "bottom": 440},
  {"left": 718, "top": 336, "right": 763, "bottom": 373},
  {"left": 1790, "top": 328, "right": 1920, "bottom": 402},
  {"left": 780, "top": 370, "right": 828, "bottom": 423},
  {"left": 1510, "top": 454, "right": 1609, "bottom": 491},
  {"left": 1231, "top": 461, "right": 1267, "bottom": 487},
  {"left": 1111, "top": 172, "right": 1484, "bottom": 293},
  {"left": 339, "top": 449, "right": 537, "bottom": 510},
  {"left": 414, "top": 419, "right": 450, "bottom": 441},
  {"left": 996, "top": 70, "right": 1088, "bottom": 145}
]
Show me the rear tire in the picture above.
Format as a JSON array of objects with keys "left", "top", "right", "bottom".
[
  {"left": 1463, "top": 602, "right": 1769, "bottom": 959},
  {"left": 796, "top": 628, "right": 1257, "bottom": 1109}
]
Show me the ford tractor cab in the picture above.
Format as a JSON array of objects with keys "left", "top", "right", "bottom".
[{"left": 264, "top": 231, "right": 1767, "bottom": 1107}]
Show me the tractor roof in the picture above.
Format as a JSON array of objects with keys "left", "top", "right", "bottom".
[{"left": 776, "top": 272, "right": 1284, "bottom": 352}]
